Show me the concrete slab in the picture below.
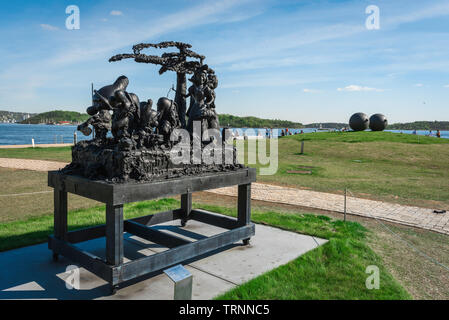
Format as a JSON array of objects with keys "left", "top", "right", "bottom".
[{"left": 0, "top": 216, "right": 327, "bottom": 300}]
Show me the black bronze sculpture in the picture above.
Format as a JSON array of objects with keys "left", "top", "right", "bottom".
[
  {"left": 349, "top": 112, "right": 370, "bottom": 131},
  {"left": 186, "top": 64, "right": 219, "bottom": 141},
  {"left": 109, "top": 41, "right": 205, "bottom": 129},
  {"left": 63, "top": 42, "right": 241, "bottom": 182},
  {"left": 369, "top": 113, "right": 388, "bottom": 131}
]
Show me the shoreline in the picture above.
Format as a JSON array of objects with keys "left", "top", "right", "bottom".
[{"left": 0, "top": 143, "right": 73, "bottom": 149}]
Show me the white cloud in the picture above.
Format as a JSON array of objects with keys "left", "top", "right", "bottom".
[
  {"left": 337, "top": 85, "right": 384, "bottom": 92},
  {"left": 384, "top": 3, "right": 449, "bottom": 27},
  {"left": 414, "top": 83, "right": 424, "bottom": 87},
  {"left": 110, "top": 10, "right": 123, "bottom": 16},
  {"left": 40, "top": 24, "right": 59, "bottom": 31},
  {"left": 48, "top": 0, "right": 254, "bottom": 66},
  {"left": 303, "top": 88, "right": 321, "bottom": 93},
  {"left": 444, "top": 84, "right": 449, "bottom": 88}
]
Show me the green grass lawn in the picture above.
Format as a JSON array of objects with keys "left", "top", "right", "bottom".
[
  {"left": 243, "top": 131, "right": 449, "bottom": 208},
  {"left": 0, "top": 198, "right": 410, "bottom": 300},
  {"left": 0, "top": 146, "right": 72, "bottom": 162},
  {"left": 0, "top": 167, "right": 100, "bottom": 222}
]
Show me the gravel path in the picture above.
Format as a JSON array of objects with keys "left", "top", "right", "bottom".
[
  {"left": 0, "top": 158, "right": 68, "bottom": 171},
  {"left": 207, "top": 183, "right": 449, "bottom": 236}
]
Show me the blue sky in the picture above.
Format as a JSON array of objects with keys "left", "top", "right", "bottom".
[{"left": 0, "top": 0, "right": 448, "bottom": 124}]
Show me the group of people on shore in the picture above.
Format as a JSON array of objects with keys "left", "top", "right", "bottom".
[
  {"left": 412, "top": 129, "right": 441, "bottom": 138},
  {"left": 279, "top": 128, "right": 304, "bottom": 137}
]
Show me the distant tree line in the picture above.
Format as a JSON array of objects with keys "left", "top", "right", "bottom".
[
  {"left": 18, "top": 110, "right": 304, "bottom": 128},
  {"left": 387, "top": 121, "right": 449, "bottom": 130},
  {"left": 20, "top": 110, "right": 89, "bottom": 124},
  {"left": 218, "top": 114, "right": 303, "bottom": 128}
]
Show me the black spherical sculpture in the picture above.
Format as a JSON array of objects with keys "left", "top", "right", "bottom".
[
  {"left": 369, "top": 114, "right": 388, "bottom": 131},
  {"left": 349, "top": 112, "right": 369, "bottom": 131}
]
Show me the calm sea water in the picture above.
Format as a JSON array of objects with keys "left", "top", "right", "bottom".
[
  {"left": 0, "top": 123, "right": 91, "bottom": 145},
  {"left": 0, "top": 123, "right": 447, "bottom": 145}
]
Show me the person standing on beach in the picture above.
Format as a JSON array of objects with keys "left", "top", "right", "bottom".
[{"left": 437, "top": 130, "right": 441, "bottom": 138}]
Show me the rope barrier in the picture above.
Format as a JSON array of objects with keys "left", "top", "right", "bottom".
[
  {"left": 346, "top": 189, "right": 449, "bottom": 272},
  {"left": 0, "top": 191, "right": 52, "bottom": 197}
]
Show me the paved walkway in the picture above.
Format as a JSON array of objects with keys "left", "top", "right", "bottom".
[
  {"left": 207, "top": 183, "right": 449, "bottom": 236},
  {"left": 0, "top": 219, "right": 326, "bottom": 300},
  {"left": 0, "top": 158, "right": 67, "bottom": 171}
]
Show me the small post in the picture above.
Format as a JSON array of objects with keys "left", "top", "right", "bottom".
[
  {"left": 31, "top": 138, "right": 35, "bottom": 148},
  {"left": 344, "top": 188, "right": 347, "bottom": 222},
  {"left": 300, "top": 140, "right": 304, "bottom": 154},
  {"left": 73, "top": 132, "right": 77, "bottom": 145},
  {"left": 164, "top": 264, "right": 193, "bottom": 300}
]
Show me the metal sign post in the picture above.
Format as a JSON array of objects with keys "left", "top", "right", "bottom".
[
  {"left": 344, "top": 188, "right": 347, "bottom": 222},
  {"left": 164, "top": 264, "right": 193, "bottom": 300}
]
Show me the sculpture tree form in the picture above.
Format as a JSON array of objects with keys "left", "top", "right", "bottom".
[{"left": 109, "top": 41, "right": 205, "bottom": 128}]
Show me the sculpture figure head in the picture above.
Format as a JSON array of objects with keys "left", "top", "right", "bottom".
[{"left": 156, "top": 97, "right": 173, "bottom": 114}]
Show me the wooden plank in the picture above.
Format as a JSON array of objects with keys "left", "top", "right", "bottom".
[
  {"left": 124, "top": 220, "right": 191, "bottom": 248},
  {"left": 66, "top": 225, "right": 105, "bottom": 244},
  {"left": 48, "top": 171, "right": 113, "bottom": 204},
  {"left": 48, "top": 236, "right": 112, "bottom": 283},
  {"left": 49, "top": 168, "right": 256, "bottom": 206},
  {"left": 129, "top": 209, "right": 182, "bottom": 226},
  {"left": 189, "top": 209, "right": 238, "bottom": 229},
  {"left": 116, "top": 224, "right": 255, "bottom": 283},
  {"left": 112, "top": 168, "right": 256, "bottom": 205},
  {"left": 106, "top": 204, "right": 124, "bottom": 266}
]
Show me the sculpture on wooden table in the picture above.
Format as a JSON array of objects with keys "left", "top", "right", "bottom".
[{"left": 63, "top": 41, "right": 241, "bottom": 182}]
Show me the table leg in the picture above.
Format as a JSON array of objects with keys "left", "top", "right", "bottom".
[
  {"left": 106, "top": 204, "right": 124, "bottom": 266},
  {"left": 238, "top": 183, "right": 252, "bottom": 245},
  {"left": 181, "top": 193, "right": 192, "bottom": 227},
  {"left": 53, "top": 189, "right": 68, "bottom": 261}
]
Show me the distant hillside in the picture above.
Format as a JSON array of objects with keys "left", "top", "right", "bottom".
[
  {"left": 0, "top": 110, "right": 36, "bottom": 123},
  {"left": 20, "top": 110, "right": 89, "bottom": 124},
  {"left": 304, "top": 122, "right": 347, "bottom": 129},
  {"left": 219, "top": 114, "right": 303, "bottom": 128},
  {"left": 17, "top": 110, "right": 303, "bottom": 128},
  {"left": 388, "top": 121, "right": 449, "bottom": 130}
]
